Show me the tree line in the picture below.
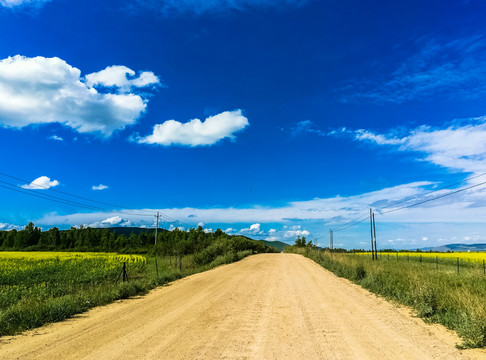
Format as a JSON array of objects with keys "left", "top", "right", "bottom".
[{"left": 0, "top": 222, "right": 278, "bottom": 256}]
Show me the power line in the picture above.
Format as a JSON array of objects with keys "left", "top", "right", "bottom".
[
  {"left": 0, "top": 171, "right": 188, "bottom": 225},
  {"left": 381, "top": 180, "right": 486, "bottom": 215},
  {"left": 377, "top": 172, "right": 486, "bottom": 211},
  {"left": 316, "top": 173, "right": 486, "bottom": 240}
]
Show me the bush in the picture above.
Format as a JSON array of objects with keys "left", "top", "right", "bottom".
[
  {"left": 354, "top": 264, "right": 366, "bottom": 280},
  {"left": 414, "top": 285, "right": 437, "bottom": 317}
]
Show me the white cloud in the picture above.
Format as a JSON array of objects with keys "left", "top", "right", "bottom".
[
  {"left": 85, "top": 65, "right": 159, "bottom": 93},
  {"left": 284, "top": 229, "right": 310, "bottom": 238},
  {"left": 137, "top": 109, "right": 249, "bottom": 146},
  {"left": 0, "top": 0, "right": 50, "bottom": 8},
  {"left": 250, "top": 223, "right": 261, "bottom": 231},
  {"left": 21, "top": 176, "right": 59, "bottom": 190},
  {"left": 225, "top": 227, "right": 235, "bottom": 233},
  {"left": 0, "top": 222, "right": 22, "bottom": 230},
  {"left": 0, "top": 55, "right": 158, "bottom": 136},
  {"left": 240, "top": 223, "right": 263, "bottom": 233},
  {"left": 347, "top": 117, "right": 486, "bottom": 174},
  {"left": 85, "top": 216, "right": 131, "bottom": 228},
  {"left": 102, "top": 216, "right": 123, "bottom": 225},
  {"left": 48, "top": 135, "right": 63, "bottom": 141},
  {"left": 197, "top": 222, "right": 204, "bottom": 227},
  {"left": 269, "top": 228, "right": 276, "bottom": 233},
  {"left": 92, "top": 184, "right": 109, "bottom": 191}
]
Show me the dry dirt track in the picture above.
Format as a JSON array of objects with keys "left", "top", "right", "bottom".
[{"left": 1, "top": 253, "right": 485, "bottom": 360}]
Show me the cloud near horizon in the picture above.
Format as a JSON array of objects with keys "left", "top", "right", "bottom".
[
  {"left": 342, "top": 116, "right": 486, "bottom": 175},
  {"left": 137, "top": 110, "right": 249, "bottom": 146},
  {"left": 0, "top": 55, "right": 159, "bottom": 136}
]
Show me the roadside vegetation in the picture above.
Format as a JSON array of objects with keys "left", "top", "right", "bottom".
[
  {"left": 0, "top": 223, "right": 277, "bottom": 337},
  {"left": 285, "top": 237, "right": 486, "bottom": 349}
]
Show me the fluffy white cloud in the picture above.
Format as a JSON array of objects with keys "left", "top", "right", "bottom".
[
  {"left": 92, "top": 184, "right": 109, "bottom": 191},
  {"left": 102, "top": 216, "right": 123, "bottom": 225},
  {"left": 240, "top": 223, "right": 262, "bottom": 233},
  {"left": 138, "top": 110, "right": 249, "bottom": 146},
  {"left": 48, "top": 135, "right": 63, "bottom": 141},
  {"left": 0, "top": 0, "right": 50, "bottom": 8},
  {"left": 347, "top": 117, "right": 486, "bottom": 174},
  {"left": 282, "top": 225, "right": 310, "bottom": 238},
  {"left": 85, "top": 216, "right": 131, "bottom": 228},
  {"left": 0, "top": 55, "right": 158, "bottom": 135},
  {"left": 250, "top": 223, "right": 261, "bottom": 231},
  {"left": 21, "top": 176, "right": 59, "bottom": 190},
  {"left": 85, "top": 65, "right": 159, "bottom": 92}
]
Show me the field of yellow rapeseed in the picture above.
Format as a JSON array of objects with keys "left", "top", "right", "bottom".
[
  {"left": 357, "top": 251, "right": 486, "bottom": 264},
  {"left": 0, "top": 251, "right": 146, "bottom": 262}
]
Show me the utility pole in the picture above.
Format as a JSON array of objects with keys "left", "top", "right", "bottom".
[
  {"left": 370, "top": 208, "right": 375, "bottom": 260},
  {"left": 154, "top": 211, "right": 159, "bottom": 279},
  {"left": 330, "top": 229, "right": 333, "bottom": 250},
  {"left": 373, "top": 212, "right": 378, "bottom": 261}
]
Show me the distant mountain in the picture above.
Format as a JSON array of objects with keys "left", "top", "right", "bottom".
[
  {"left": 103, "top": 227, "right": 156, "bottom": 236},
  {"left": 421, "top": 243, "right": 486, "bottom": 252},
  {"left": 259, "top": 240, "right": 289, "bottom": 252}
]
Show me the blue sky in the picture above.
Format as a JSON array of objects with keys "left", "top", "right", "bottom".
[{"left": 1, "top": 0, "right": 486, "bottom": 249}]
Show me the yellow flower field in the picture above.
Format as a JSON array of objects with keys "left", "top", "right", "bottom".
[
  {"left": 0, "top": 251, "right": 146, "bottom": 263},
  {"left": 357, "top": 251, "right": 486, "bottom": 264}
]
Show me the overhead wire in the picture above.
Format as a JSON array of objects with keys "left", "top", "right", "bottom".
[
  {"left": 0, "top": 171, "right": 189, "bottom": 225},
  {"left": 314, "top": 173, "right": 486, "bottom": 242}
]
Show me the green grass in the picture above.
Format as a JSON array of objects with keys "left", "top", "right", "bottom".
[{"left": 285, "top": 246, "right": 486, "bottom": 349}]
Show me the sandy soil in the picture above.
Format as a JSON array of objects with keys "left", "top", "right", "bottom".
[{"left": 0, "top": 253, "right": 485, "bottom": 359}]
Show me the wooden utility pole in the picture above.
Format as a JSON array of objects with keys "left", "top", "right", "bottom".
[
  {"left": 370, "top": 208, "right": 375, "bottom": 260},
  {"left": 155, "top": 212, "right": 159, "bottom": 279},
  {"left": 373, "top": 212, "right": 378, "bottom": 261}
]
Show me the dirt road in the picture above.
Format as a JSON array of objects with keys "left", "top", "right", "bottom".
[{"left": 1, "top": 253, "right": 484, "bottom": 359}]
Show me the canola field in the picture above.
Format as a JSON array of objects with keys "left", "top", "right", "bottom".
[
  {"left": 0, "top": 251, "right": 147, "bottom": 335},
  {"left": 357, "top": 251, "right": 486, "bottom": 264}
]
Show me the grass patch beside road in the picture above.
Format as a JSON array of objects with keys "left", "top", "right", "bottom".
[{"left": 285, "top": 246, "right": 486, "bottom": 348}]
